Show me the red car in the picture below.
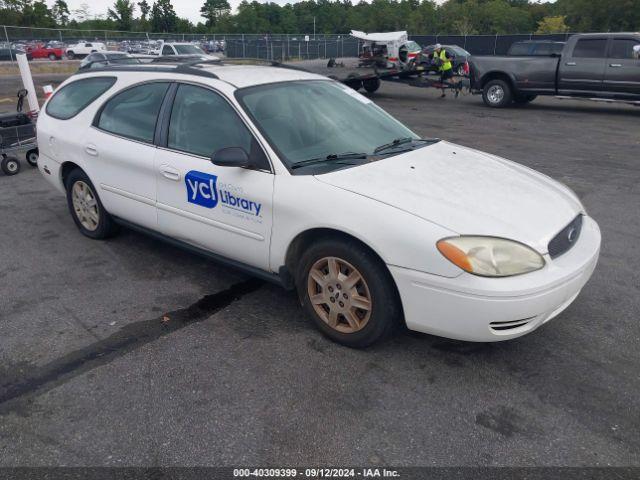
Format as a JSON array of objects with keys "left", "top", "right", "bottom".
[{"left": 26, "top": 44, "right": 64, "bottom": 61}]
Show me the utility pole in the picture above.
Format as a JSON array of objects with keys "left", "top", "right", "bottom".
[{"left": 313, "top": 17, "right": 316, "bottom": 40}]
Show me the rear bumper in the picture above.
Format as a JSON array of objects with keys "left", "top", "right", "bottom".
[{"left": 390, "top": 215, "right": 601, "bottom": 342}]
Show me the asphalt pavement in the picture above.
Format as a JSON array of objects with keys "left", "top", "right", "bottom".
[{"left": 1, "top": 82, "right": 639, "bottom": 467}]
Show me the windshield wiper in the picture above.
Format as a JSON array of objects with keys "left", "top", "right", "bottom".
[
  {"left": 373, "top": 137, "right": 440, "bottom": 154},
  {"left": 290, "top": 152, "right": 368, "bottom": 170}
]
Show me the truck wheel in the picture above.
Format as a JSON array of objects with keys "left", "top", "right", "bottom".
[
  {"left": 26, "top": 149, "right": 39, "bottom": 167},
  {"left": 514, "top": 94, "right": 537, "bottom": 105},
  {"left": 1, "top": 156, "right": 20, "bottom": 176},
  {"left": 296, "top": 237, "right": 401, "bottom": 348},
  {"left": 65, "top": 169, "right": 118, "bottom": 239},
  {"left": 482, "top": 79, "right": 512, "bottom": 108},
  {"left": 67, "top": 51, "right": 75, "bottom": 59},
  {"left": 363, "top": 78, "right": 381, "bottom": 93},
  {"left": 345, "top": 79, "right": 362, "bottom": 91}
]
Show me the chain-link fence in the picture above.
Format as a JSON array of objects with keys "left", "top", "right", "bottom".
[{"left": 2, "top": 25, "right": 575, "bottom": 61}]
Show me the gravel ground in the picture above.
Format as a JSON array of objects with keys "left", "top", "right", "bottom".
[{"left": 0, "top": 79, "right": 639, "bottom": 468}]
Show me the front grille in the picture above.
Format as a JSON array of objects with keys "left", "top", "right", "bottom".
[{"left": 548, "top": 214, "right": 583, "bottom": 259}]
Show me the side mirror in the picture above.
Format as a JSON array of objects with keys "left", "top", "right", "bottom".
[{"left": 211, "top": 147, "right": 252, "bottom": 168}]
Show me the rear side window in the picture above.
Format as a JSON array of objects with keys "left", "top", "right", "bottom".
[
  {"left": 46, "top": 77, "right": 116, "bottom": 120},
  {"left": 508, "top": 43, "right": 529, "bottom": 55},
  {"left": 96, "top": 82, "right": 169, "bottom": 143},
  {"left": 572, "top": 39, "right": 607, "bottom": 58},
  {"left": 609, "top": 39, "right": 640, "bottom": 59}
]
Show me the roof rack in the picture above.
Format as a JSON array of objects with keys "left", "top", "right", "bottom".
[{"left": 74, "top": 63, "right": 219, "bottom": 79}]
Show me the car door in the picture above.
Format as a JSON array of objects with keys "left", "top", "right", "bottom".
[
  {"left": 84, "top": 81, "right": 171, "bottom": 231},
  {"left": 155, "top": 82, "right": 274, "bottom": 270},
  {"left": 603, "top": 37, "right": 640, "bottom": 96},
  {"left": 558, "top": 37, "right": 608, "bottom": 94}
]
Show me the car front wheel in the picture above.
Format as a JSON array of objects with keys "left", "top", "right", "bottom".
[
  {"left": 482, "top": 79, "right": 513, "bottom": 108},
  {"left": 48, "top": 53, "right": 57, "bottom": 61},
  {"left": 65, "top": 169, "right": 118, "bottom": 239},
  {"left": 67, "top": 51, "right": 75, "bottom": 59},
  {"left": 297, "top": 238, "right": 401, "bottom": 348}
]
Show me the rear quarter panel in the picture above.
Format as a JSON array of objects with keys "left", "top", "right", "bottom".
[{"left": 470, "top": 55, "right": 560, "bottom": 93}]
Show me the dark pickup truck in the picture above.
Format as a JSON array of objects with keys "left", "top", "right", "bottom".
[{"left": 469, "top": 33, "right": 640, "bottom": 107}]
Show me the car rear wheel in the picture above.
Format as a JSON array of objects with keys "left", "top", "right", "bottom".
[
  {"left": 65, "top": 169, "right": 118, "bottom": 239},
  {"left": 48, "top": 53, "right": 57, "bottom": 61},
  {"left": 482, "top": 79, "right": 513, "bottom": 108},
  {"left": 297, "top": 238, "right": 401, "bottom": 348},
  {"left": 66, "top": 51, "right": 75, "bottom": 59},
  {"left": 1, "top": 156, "right": 20, "bottom": 176}
]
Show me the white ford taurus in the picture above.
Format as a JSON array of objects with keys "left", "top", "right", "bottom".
[{"left": 36, "top": 62, "right": 601, "bottom": 347}]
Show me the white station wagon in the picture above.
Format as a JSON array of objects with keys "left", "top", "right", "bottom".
[{"left": 36, "top": 62, "right": 601, "bottom": 347}]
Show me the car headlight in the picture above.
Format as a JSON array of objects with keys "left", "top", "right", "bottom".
[{"left": 436, "top": 236, "right": 545, "bottom": 277}]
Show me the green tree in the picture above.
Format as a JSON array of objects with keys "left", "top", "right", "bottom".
[
  {"left": 536, "top": 15, "right": 569, "bottom": 33},
  {"left": 138, "top": 0, "right": 150, "bottom": 20},
  {"left": 201, "top": 0, "right": 231, "bottom": 27},
  {"left": 51, "top": 0, "right": 70, "bottom": 26},
  {"left": 151, "top": 0, "right": 177, "bottom": 32},
  {"left": 108, "top": 0, "right": 135, "bottom": 30}
]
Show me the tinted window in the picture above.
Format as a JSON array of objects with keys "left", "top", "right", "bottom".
[
  {"left": 46, "top": 77, "right": 116, "bottom": 120},
  {"left": 508, "top": 43, "right": 530, "bottom": 55},
  {"left": 97, "top": 82, "right": 169, "bottom": 143},
  {"left": 162, "top": 45, "right": 174, "bottom": 55},
  {"left": 610, "top": 39, "right": 640, "bottom": 59},
  {"left": 572, "top": 39, "right": 607, "bottom": 58},
  {"left": 168, "top": 84, "right": 253, "bottom": 159},
  {"left": 533, "top": 43, "right": 554, "bottom": 55}
]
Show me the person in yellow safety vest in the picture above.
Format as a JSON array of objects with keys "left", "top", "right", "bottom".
[{"left": 433, "top": 44, "right": 455, "bottom": 98}]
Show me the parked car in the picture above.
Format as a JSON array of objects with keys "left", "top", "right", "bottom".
[
  {"left": 420, "top": 44, "right": 470, "bottom": 76},
  {"left": 153, "top": 41, "right": 218, "bottom": 60},
  {"left": 26, "top": 43, "right": 65, "bottom": 60},
  {"left": 36, "top": 62, "right": 600, "bottom": 347},
  {"left": 469, "top": 33, "right": 640, "bottom": 107},
  {"left": 507, "top": 40, "right": 565, "bottom": 56},
  {"left": 79, "top": 52, "right": 142, "bottom": 70},
  {"left": 0, "top": 48, "right": 32, "bottom": 61},
  {"left": 66, "top": 42, "right": 107, "bottom": 59},
  {"left": 352, "top": 30, "right": 422, "bottom": 70}
]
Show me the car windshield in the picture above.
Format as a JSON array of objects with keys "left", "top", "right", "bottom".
[
  {"left": 236, "top": 80, "right": 422, "bottom": 172},
  {"left": 174, "top": 44, "right": 204, "bottom": 55}
]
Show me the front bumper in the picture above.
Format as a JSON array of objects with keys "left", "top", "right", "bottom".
[{"left": 390, "top": 215, "right": 601, "bottom": 342}]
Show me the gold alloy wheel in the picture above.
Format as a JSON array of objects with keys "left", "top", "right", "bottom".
[
  {"left": 307, "top": 256, "right": 372, "bottom": 334},
  {"left": 71, "top": 181, "right": 99, "bottom": 231}
]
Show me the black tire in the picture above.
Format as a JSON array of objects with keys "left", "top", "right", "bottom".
[
  {"left": 296, "top": 237, "right": 401, "bottom": 348},
  {"left": 1, "top": 156, "right": 20, "bottom": 176},
  {"left": 67, "top": 51, "right": 75, "bottom": 59},
  {"left": 363, "top": 77, "right": 381, "bottom": 93},
  {"left": 514, "top": 94, "right": 537, "bottom": 105},
  {"left": 26, "top": 148, "right": 38, "bottom": 167},
  {"left": 345, "top": 78, "right": 362, "bottom": 91},
  {"left": 48, "top": 53, "right": 57, "bottom": 61},
  {"left": 65, "top": 169, "right": 118, "bottom": 239},
  {"left": 482, "top": 79, "right": 513, "bottom": 108}
]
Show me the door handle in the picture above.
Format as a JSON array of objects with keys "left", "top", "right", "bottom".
[
  {"left": 85, "top": 144, "right": 98, "bottom": 156},
  {"left": 159, "top": 165, "right": 181, "bottom": 181},
  {"left": 565, "top": 62, "right": 577, "bottom": 66},
  {"left": 609, "top": 63, "right": 622, "bottom": 68}
]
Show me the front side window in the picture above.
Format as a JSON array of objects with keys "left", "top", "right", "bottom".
[
  {"left": 46, "top": 77, "right": 116, "bottom": 120},
  {"left": 572, "top": 39, "right": 607, "bottom": 58},
  {"left": 174, "top": 44, "right": 205, "bottom": 55},
  {"left": 97, "top": 82, "right": 169, "bottom": 143},
  {"left": 168, "top": 84, "right": 254, "bottom": 159},
  {"left": 236, "top": 80, "right": 419, "bottom": 171}
]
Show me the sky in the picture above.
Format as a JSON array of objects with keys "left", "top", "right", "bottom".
[{"left": 60, "top": 0, "right": 451, "bottom": 25}]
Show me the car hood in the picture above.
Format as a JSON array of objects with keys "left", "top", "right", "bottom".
[{"left": 314, "top": 141, "right": 583, "bottom": 254}]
